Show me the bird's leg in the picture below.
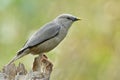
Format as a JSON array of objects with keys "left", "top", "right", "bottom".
[
  {"left": 39, "top": 53, "right": 53, "bottom": 74},
  {"left": 42, "top": 54, "right": 48, "bottom": 59}
]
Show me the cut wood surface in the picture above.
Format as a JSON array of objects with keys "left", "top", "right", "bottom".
[{"left": 0, "top": 55, "right": 53, "bottom": 80}]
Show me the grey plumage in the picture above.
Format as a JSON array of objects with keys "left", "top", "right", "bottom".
[{"left": 7, "top": 14, "right": 80, "bottom": 65}]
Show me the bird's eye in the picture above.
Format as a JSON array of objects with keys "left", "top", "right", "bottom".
[{"left": 66, "top": 17, "right": 71, "bottom": 20}]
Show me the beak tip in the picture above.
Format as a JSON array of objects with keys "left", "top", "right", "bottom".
[{"left": 75, "top": 18, "right": 81, "bottom": 21}]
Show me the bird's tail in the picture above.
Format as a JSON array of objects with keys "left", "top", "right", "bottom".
[
  {"left": 6, "top": 55, "right": 19, "bottom": 66},
  {"left": 6, "top": 50, "right": 28, "bottom": 66}
]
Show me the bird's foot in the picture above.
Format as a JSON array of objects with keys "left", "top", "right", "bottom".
[{"left": 40, "top": 54, "right": 53, "bottom": 74}]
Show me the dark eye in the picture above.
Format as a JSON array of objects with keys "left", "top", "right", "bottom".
[{"left": 66, "top": 17, "right": 71, "bottom": 20}]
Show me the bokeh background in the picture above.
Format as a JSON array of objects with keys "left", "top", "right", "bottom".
[{"left": 0, "top": 0, "right": 120, "bottom": 80}]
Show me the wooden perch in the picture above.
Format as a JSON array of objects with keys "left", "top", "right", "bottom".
[{"left": 0, "top": 55, "right": 53, "bottom": 80}]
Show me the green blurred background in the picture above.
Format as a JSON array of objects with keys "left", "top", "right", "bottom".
[{"left": 0, "top": 0, "right": 120, "bottom": 80}]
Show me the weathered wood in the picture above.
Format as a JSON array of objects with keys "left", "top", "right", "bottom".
[{"left": 0, "top": 55, "right": 53, "bottom": 80}]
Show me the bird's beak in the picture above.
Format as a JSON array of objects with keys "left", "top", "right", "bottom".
[
  {"left": 76, "top": 18, "right": 81, "bottom": 21},
  {"left": 73, "top": 18, "right": 81, "bottom": 21}
]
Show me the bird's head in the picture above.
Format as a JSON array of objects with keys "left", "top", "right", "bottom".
[{"left": 54, "top": 14, "right": 80, "bottom": 28}]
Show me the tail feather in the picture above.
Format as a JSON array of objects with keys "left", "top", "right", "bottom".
[
  {"left": 6, "top": 49, "right": 29, "bottom": 66},
  {"left": 17, "top": 47, "right": 27, "bottom": 56},
  {"left": 6, "top": 55, "right": 18, "bottom": 66}
]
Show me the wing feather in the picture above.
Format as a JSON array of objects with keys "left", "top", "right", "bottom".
[{"left": 17, "top": 22, "right": 61, "bottom": 54}]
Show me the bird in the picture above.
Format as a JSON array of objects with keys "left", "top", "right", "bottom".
[{"left": 7, "top": 14, "right": 80, "bottom": 66}]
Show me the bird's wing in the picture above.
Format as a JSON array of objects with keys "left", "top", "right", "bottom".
[
  {"left": 17, "top": 22, "right": 61, "bottom": 54},
  {"left": 26, "top": 23, "right": 61, "bottom": 47}
]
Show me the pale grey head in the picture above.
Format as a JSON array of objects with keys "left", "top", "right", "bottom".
[{"left": 54, "top": 14, "right": 80, "bottom": 28}]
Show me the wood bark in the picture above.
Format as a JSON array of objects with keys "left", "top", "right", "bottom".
[{"left": 0, "top": 55, "right": 53, "bottom": 80}]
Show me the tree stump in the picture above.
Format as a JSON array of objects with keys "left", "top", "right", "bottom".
[{"left": 0, "top": 55, "right": 53, "bottom": 80}]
